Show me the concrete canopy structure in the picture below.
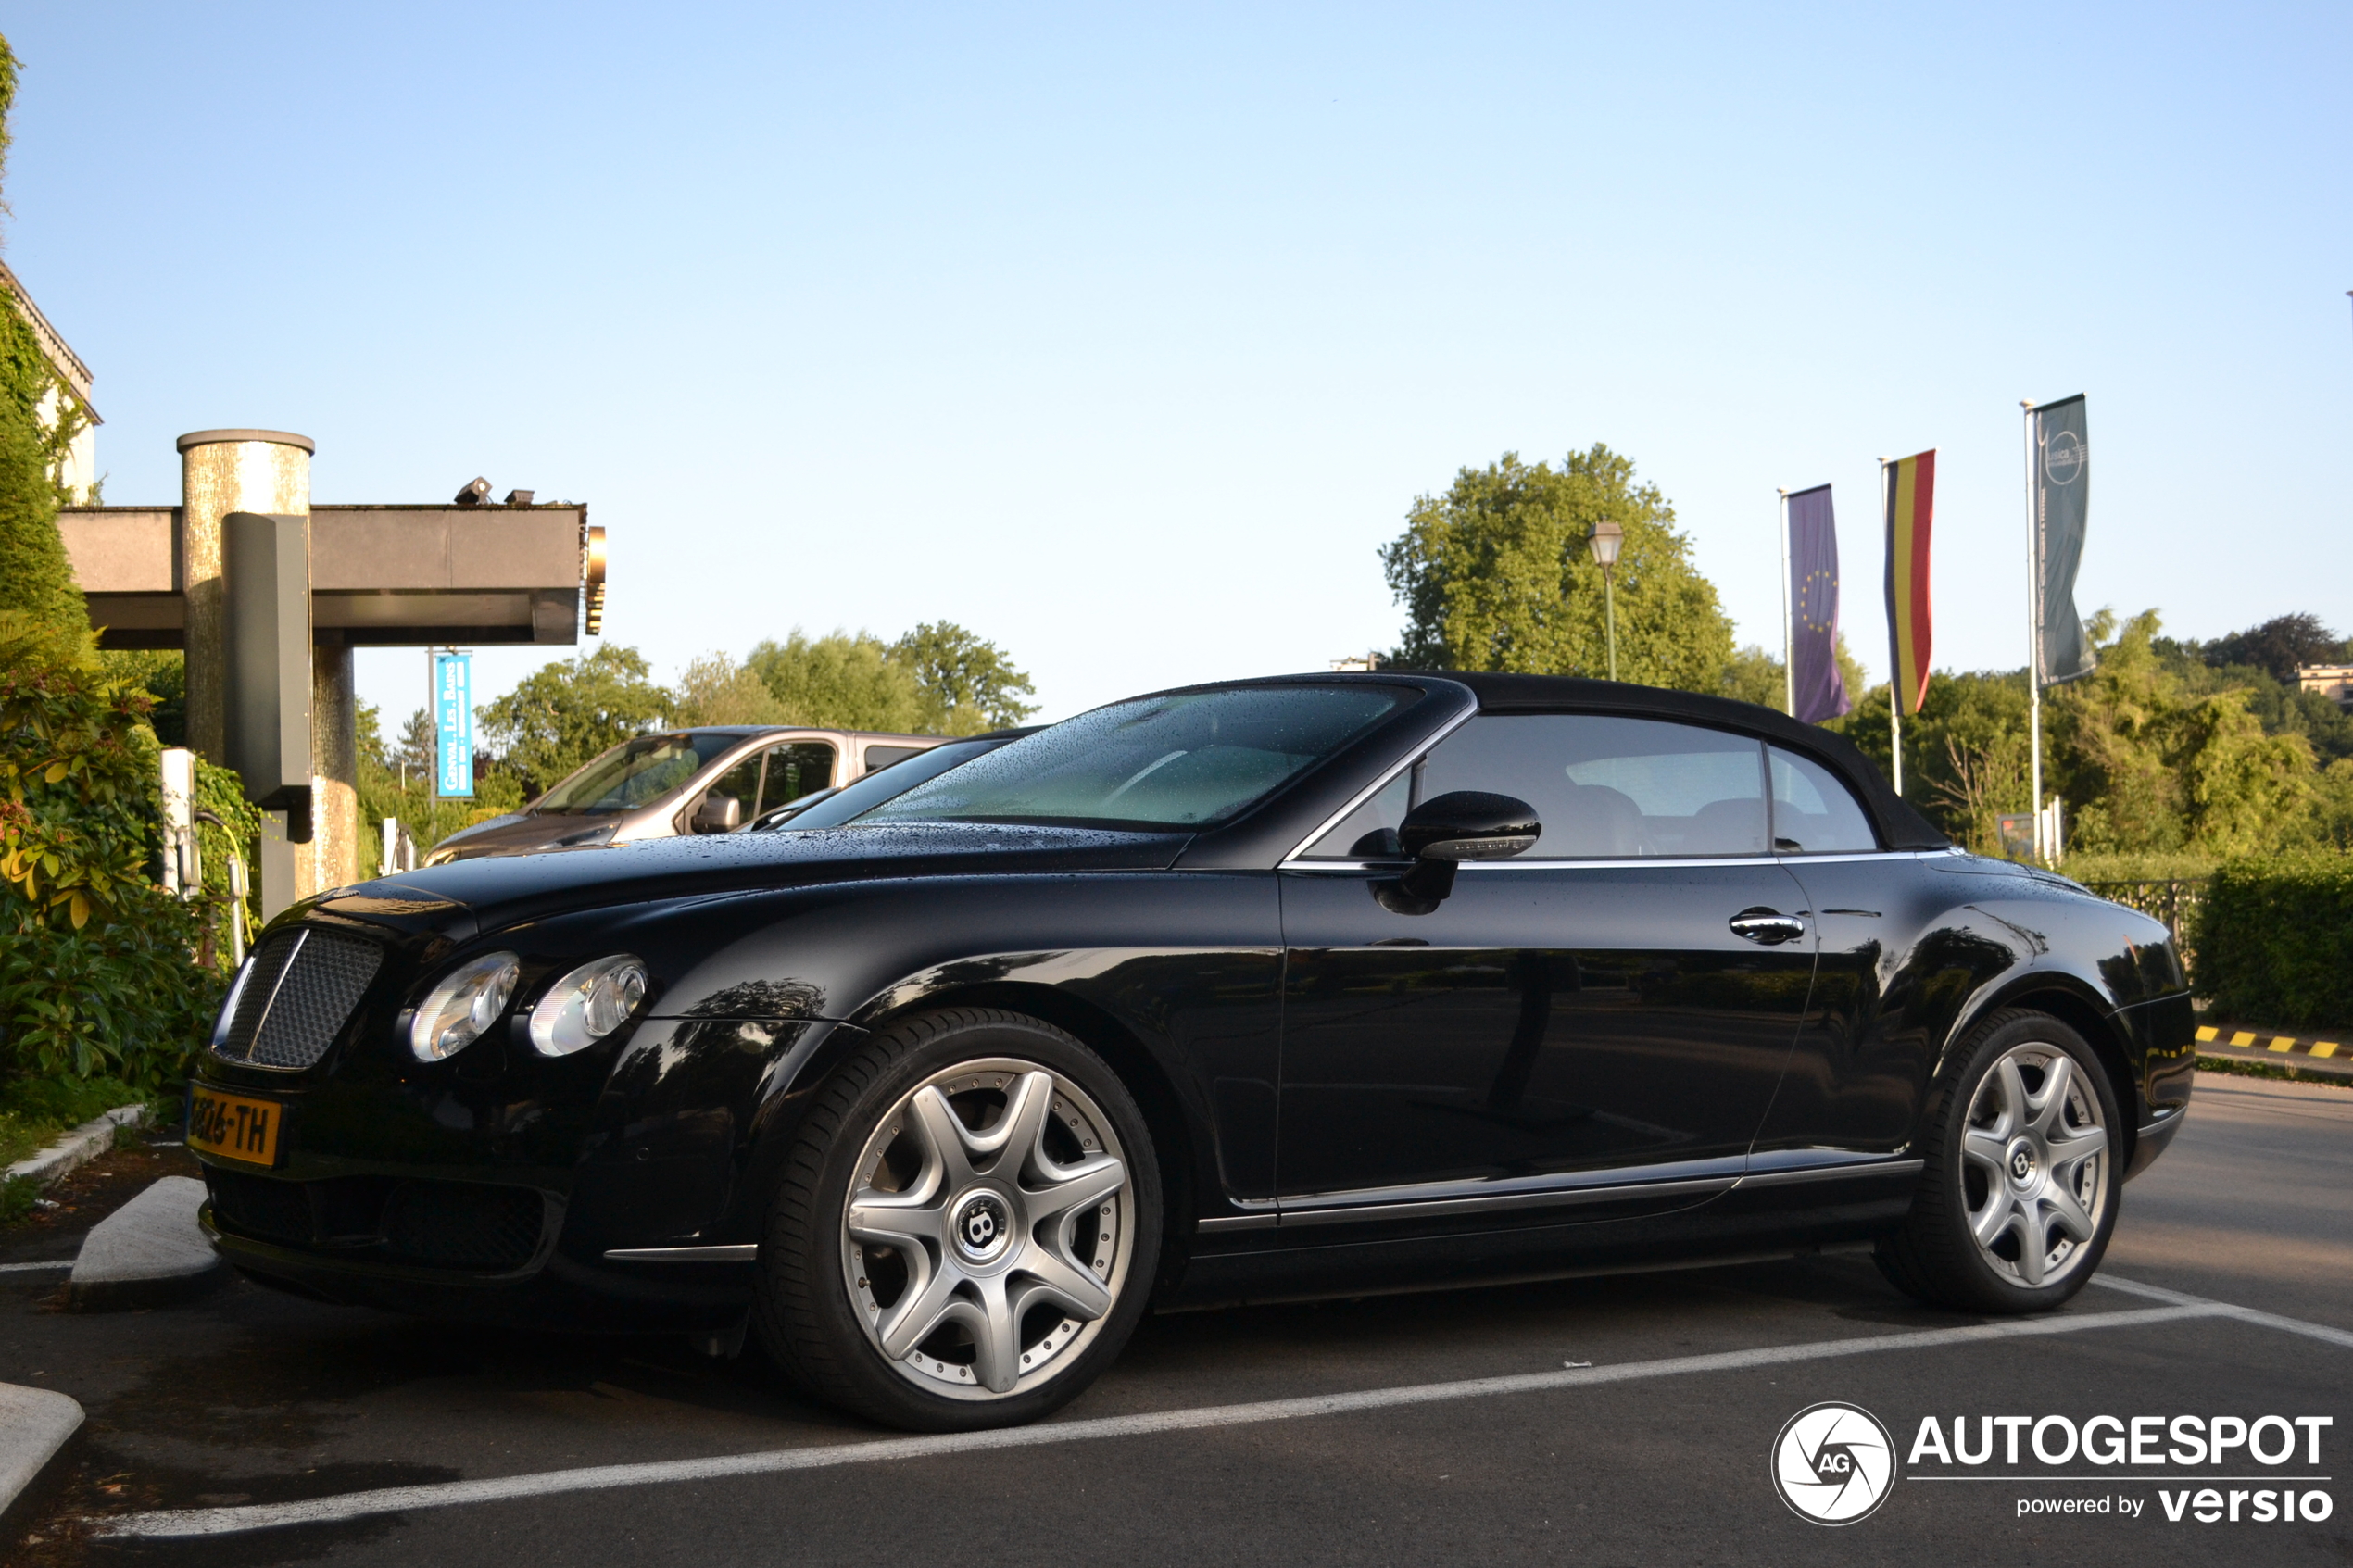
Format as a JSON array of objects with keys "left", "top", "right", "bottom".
[
  {"left": 57, "top": 448, "right": 599, "bottom": 918},
  {"left": 62, "top": 498, "right": 594, "bottom": 650}
]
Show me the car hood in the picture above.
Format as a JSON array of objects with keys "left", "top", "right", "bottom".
[
  {"left": 296, "top": 822, "right": 1196, "bottom": 939},
  {"left": 427, "top": 811, "right": 618, "bottom": 859}
]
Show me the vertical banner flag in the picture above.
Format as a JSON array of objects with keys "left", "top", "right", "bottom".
[
  {"left": 1883, "top": 450, "right": 1936, "bottom": 715},
  {"left": 434, "top": 652, "right": 474, "bottom": 799},
  {"left": 1785, "top": 485, "right": 1850, "bottom": 722},
  {"left": 2032, "top": 395, "right": 2095, "bottom": 685}
]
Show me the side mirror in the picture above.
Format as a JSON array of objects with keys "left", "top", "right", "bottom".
[
  {"left": 692, "top": 793, "right": 744, "bottom": 833},
  {"left": 1381, "top": 791, "right": 1540, "bottom": 911}
]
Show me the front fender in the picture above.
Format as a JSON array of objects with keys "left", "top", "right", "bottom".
[{"left": 585, "top": 872, "right": 1283, "bottom": 1248}]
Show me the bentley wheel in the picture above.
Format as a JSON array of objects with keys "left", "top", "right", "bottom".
[
  {"left": 1876, "top": 1010, "right": 2121, "bottom": 1314},
  {"left": 755, "top": 1008, "right": 1160, "bottom": 1431}
]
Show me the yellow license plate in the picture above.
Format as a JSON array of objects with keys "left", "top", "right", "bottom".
[{"left": 189, "top": 1086, "right": 283, "bottom": 1166}]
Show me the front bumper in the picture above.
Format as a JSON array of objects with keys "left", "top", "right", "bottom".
[
  {"left": 2123, "top": 1104, "right": 2188, "bottom": 1182},
  {"left": 201, "top": 1181, "right": 757, "bottom": 1334}
]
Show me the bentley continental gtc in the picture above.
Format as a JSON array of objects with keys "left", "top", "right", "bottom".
[{"left": 190, "top": 673, "right": 2195, "bottom": 1431}]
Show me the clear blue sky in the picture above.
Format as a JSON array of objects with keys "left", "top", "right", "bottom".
[{"left": 8, "top": 3, "right": 2348, "bottom": 726}]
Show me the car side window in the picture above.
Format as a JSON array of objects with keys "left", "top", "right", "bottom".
[
  {"left": 864, "top": 744, "right": 924, "bottom": 773},
  {"left": 698, "top": 754, "right": 762, "bottom": 832},
  {"left": 759, "top": 743, "right": 837, "bottom": 813},
  {"left": 1416, "top": 715, "right": 1768, "bottom": 858},
  {"left": 1299, "top": 767, "right": 1414, "bottom": 859},
  {"left": 1768, "top": 746, "right": 1879, "bottom": 853}
]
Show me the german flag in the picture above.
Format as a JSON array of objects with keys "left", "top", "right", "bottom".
[{"left": 1883, "top": 450, "right": 1935, "bottom": 716}]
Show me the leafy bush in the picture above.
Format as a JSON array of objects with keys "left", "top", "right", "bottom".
[
  {"left": 2193, "top": 852, "right": 2353, "bottom": 1031},
  {"left": 0, "top": 612, "right": 232, "bottom": 1095}
]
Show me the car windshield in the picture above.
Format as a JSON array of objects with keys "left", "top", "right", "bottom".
[
  {"left": 533, "top": 733, "right": 746, "bottom": 814},
  {"left": 752, "top": 737, "right": 1009, "bottom": 832},
  {"left": 855, "top": 685, "right": 1409, "bottom": 831}
]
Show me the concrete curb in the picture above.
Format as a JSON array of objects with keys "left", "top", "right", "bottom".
[
  {"left": 3, "top": 1103, "right": 151, "bottom": 1188},
  {"left": 68, "top": 1176, "right": 225, "bottom": 1312},
  {"left": 0, "top": 1382, "right": 84, "bottom": 1537},
  {"left": 2198, "top": 1046, "right": 2353, "bottom": 1084}
]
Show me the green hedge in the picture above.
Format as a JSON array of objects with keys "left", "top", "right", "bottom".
[{"left": 2194, "top": 852, "right": 2353, "bottom": 1031}]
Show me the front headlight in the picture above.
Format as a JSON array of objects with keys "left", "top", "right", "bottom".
[
  {"left": 528, "top": 954, "right": 648, "bottom": 1057},
  {"left": 409, "top": 951, "right": 522, "bottom": 1061}
]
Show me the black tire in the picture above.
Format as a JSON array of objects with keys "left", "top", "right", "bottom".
[
  {"left": 1876, "top": 1009, "right": 2123, "bottom": 1315},
  {"left": 753, "top": 1007, "right": 1162, "bottom": 1432}
]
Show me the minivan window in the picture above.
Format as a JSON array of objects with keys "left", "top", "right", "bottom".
[{"left": 759, "top": 743, "right": 837, "bottom": 813}]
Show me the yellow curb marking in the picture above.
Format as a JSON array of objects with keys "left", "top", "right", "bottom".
[
  {"left": 2269, "top": 1036, "right": 2296, "bottom": 1052},
  {"left": 2196, "top": 1026, "right": 2218, "bottom": 1043},
  {"left": 2230, "top": 1032, "right": 2258, "bottom": 1047},
  {"left": 2315, "top": 1043, "right": 2341, "bottom": 1059}
]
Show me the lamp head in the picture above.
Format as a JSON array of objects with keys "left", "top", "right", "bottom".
[{"left": 1588, "top": 520, "right": 1624, "bottom": 570}]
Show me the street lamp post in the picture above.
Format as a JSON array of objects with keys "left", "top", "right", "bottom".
[{"left": 1589, "top": 520, "right": 1624, "bottom": 682}]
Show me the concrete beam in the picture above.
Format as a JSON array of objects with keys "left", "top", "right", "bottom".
[{"left": 58, "top": 503, "right": 590, "bottom": 648}]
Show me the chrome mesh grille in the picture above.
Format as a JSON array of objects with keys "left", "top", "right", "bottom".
[{"left": 212, "top": 927, "right": 383, "bottom": 1071}]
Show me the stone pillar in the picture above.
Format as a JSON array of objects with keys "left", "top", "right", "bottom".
[
  {"left": 180, "top": 431, "right": 313, "bottom": 761},
  {"left": 177, "top": 430, "right": 356, "bottom": 906},
  {"left": 306, "top": 640, "right": 359, "bottom": 895}
]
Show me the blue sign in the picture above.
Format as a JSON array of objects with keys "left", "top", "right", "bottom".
[{"left": 434, "top": 653, "right": 474, "bottom": 798}]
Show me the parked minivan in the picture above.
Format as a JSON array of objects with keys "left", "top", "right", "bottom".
[{"left": 422, "top": 727, "right": 946, "bottom": 863}]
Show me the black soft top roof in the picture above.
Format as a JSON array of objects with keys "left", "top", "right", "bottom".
[{"left": 1315, "top": 671, "right": 1948, "bottom": 852}]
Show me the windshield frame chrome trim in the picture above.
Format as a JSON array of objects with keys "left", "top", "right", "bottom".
[{"left": 1279, "top": 699, "right": 1479, "bottom": 865}]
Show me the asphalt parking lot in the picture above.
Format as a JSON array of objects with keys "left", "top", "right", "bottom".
[{"left": 7, "top": 1068, "right": 2349, "bottom": 1567}]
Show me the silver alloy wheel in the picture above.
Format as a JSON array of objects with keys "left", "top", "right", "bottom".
[
  {"left": 839, "top": 1057, "right": 1134, "bottom": 1400},
  {"left": 1959, "top": 1042, "right": 2109, "bottom": 1288}
]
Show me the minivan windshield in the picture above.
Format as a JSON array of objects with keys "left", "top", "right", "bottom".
[
  {"left": 533, "top": 733, "right": 744, "bottom": 814},
  {"left": 856, "top": 685, "right": 1409, "bottom": 831}
]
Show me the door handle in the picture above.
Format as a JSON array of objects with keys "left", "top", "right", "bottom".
[{"left": 1730, "top": 908, "right": 1806, "bottom": 945}]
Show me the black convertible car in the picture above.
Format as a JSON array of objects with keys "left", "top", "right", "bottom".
[{"left": 191, "top": 674, "right": 2195, "bottom": 1431}]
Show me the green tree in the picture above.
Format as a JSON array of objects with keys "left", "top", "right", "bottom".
[
  {"left": 1379, "top": 445, "right": 1734, "bottom": 691},
  {"left": 891, "top": 621, "right": 1038, "bottom": 734},
  {"left": 475, "top": 645, "right": 671, "bottom": 796},
  {"left": 672, "top": 650, "right": 789, "bottom": 727},
  {"left": 1717, "top": 637, "right": 1869, "bottom": 717},
  {"left": 2051, "top": 611, "right": 2319, "bottom": 858},
  {"left": 2196, "top": 613, "right": 2348, "bottom": 684},
  {"left": 1836, "top": 668, "right": 2033, "bottom": 853},
  {"left": 746, "top": 632, "right": 925, "bottom": 732},
  {"left": 0, "top": 39, "right": 84, "bottom": 642}
]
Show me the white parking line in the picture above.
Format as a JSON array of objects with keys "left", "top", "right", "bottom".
[
  {"left": 95, "top": 1303, "right": 2221, "bottom": 1540},
  {"left": 0, "top": 1260, "right": 71, "bottom": 1273},
  {"left": 2095, "top": 1272, "right": 2353, "bottom": 1349}
]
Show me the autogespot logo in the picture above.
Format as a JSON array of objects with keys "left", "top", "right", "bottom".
[{"left": 1772, "top": 1402, "right": 1898, "bottom": 1525}]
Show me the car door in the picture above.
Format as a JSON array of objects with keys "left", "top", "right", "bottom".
[
  {"left": 1751, "top": 743, "right": 1960, "bottom": 1161},
  {"left": 1276, "top": 713, "right": 1819, "bottom": 1229}
]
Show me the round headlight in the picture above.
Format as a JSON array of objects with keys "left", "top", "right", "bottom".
[
  {"left": 528, "top": 954, "right": 648, "bottom": 1058},
  {"left": 409, "top": 951, "right": 521, "bottom": 1061}
]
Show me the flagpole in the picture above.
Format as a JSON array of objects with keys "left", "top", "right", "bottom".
[
  {"left": 1880, "top": 458, "right": 1900, "bottom": 796},
  {"left": 1778, "top": 489, "right": 1793, "bottom": 715},
  {"left": 2023, "top": 399, "right": 2043, "bottom": 863}
]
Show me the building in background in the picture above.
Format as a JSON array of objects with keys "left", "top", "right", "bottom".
[
  {"left": 2298, "top": 664, "right": 2353, "bottom": 711},
  {"left": 0, "top": 259, "right": 100, "bottom": 501}
]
